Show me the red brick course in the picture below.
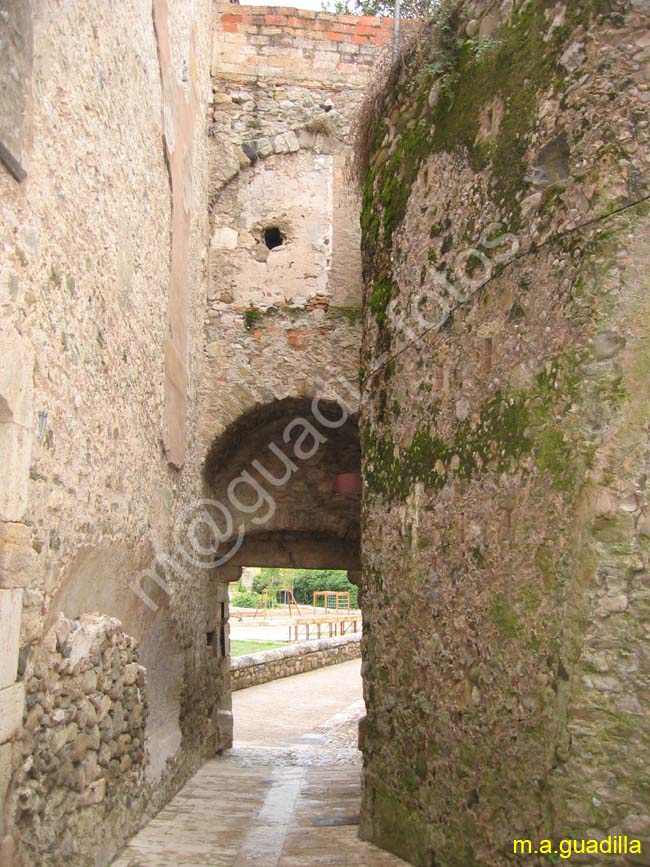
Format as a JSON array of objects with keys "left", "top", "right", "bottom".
[
  {"left": 217, "top": 4, "right": 395, "bottom": 40},
  {"left": 213, "top": 2, "right": 407, "bottom": 86}
]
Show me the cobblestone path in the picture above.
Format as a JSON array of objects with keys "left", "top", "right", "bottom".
[{"left": 112, "top": 660, "right": 407, "bottom": 866}]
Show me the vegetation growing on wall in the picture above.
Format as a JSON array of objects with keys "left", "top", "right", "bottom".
[
  {"left": 358, "top": 0, "right": 616, "bottom": 250},
  {"left": 363, "top": 350, "right": 597, "bottom": 501},
  {"left": 357, "top": 0, "right": 650, "bottom": 864},
  {"left": 242, "top": 303, "right": 363, "bottom": 330},
  {"left": 368, "top": 275, "right": 396, "bottom": 324},
  {"left": 244, "top": 306, "right": 261, "bottom": 330}
]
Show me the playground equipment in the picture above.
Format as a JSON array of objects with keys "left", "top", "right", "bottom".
[
  {"left": 312, "top": 590, "right": 351, "bottom": 616},
  {"left": 253, "top": 586, "right": 302, "bottom": 618},
  {"left": 278, "top": 587, "right": 301, "bottom": 617},
  {"left": 253, "top": 588, "right": 269, "bottom": 619},
  {"left": 289, "top": 613, "right": 362, "bottom": 642}
]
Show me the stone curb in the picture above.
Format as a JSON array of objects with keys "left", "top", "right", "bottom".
[{"left": 230, "top": 634, "right": 361, "bottom": 690}]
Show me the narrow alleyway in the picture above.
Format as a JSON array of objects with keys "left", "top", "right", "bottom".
[{"left": 112, "top": 660, "right": 407, "bottom": 866}]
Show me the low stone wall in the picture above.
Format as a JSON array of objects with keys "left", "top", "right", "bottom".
[
  {"left": 8, "top": 613, "right": 147, "bottom": 864},
  {"left": 230, "top": 634, "right": 361, "bottom": 690}
]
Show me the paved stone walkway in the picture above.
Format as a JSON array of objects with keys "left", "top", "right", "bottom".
[{"left": 112, "top": 660, "right": 406, "bottom": 866}]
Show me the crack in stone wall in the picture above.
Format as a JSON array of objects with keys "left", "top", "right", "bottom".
[{"left": 0, "top": 4, "right": 391, "bottom": 863}]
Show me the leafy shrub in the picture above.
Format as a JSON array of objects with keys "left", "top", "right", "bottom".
[
  {"left": 292, "top": 570, "right": 359, "bottom": 608},
  {"left": 242, "top": 568, "right": 359, "bottom": 608},
  {"left": 230, "top": 590, "right": 262, "bottom": 609}
]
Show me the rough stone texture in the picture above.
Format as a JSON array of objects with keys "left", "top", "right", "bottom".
[
  {"left": 154, "top": 0, "right": 203, "bottom": 469},
  {"left": 212, "top": 3, "right": 393, "bottom": 84},
  {"left": 0, "top": 590, "right": 22, "bottom": 690},
  {"left": 203, "top": 5, "right": 390, "bottom": 586},
  {"left": 0, "top": 1, "right": 220, "bottom": 864},
  {"left": 204, "top": 396, "right": 362, "bottom": 578},
  {"left": 0, "top": 742, "right": 11, "bottom": 837},
  {"left": 202, "top": 5, "right": 387, "bottom": 468},
  {"left": 0, "top": 523, "right": 31, "bottom": 590},
  {"left": 8, "top": 615, "right": 147, "bottom": 866},
  {"left": 230, "top": 634, "right": 362, "bottom": 690},
  {"left": 0, "top": 686, "right": 24, "bottom": 747},
  {"left": 358, "top": 1, "right": 650, "bottom": 865},
  {"left": 0, "top": 327, "right": 34, "bottom": 523}
]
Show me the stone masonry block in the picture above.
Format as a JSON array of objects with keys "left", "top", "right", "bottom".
[
  {"left": 0, "top": 834, "right": 15, "bottom": 867},
  {"left": 0, "top": 683, "right": 24, "bottom": 744},
  {"left": 215, "top": 709, "right": 233, "bottom": 751},
  {"left": 0, "top": 327, "right": 33, "bottom": 429},
  {"left": 0, "top": 423, "right": 31, "bottom": 524},
  {"left": 0, "top": 523, "right": 30, "bottom": 589},
  {"left": 215, "top": 582, "right": 230, "bottom": 603},
  {"left": 0, "top": 327, "right": 33, "bottom": 523},
  {"left": 0, "top": 590, "right": 21, "bottom": 690}
]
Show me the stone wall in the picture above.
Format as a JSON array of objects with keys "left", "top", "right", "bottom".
[
  {"left": 0, "top": 2, "right": 391, "bottom": 861},
  {"left": 203, "top": 5, "right": 391, "bottom": 591},
  {"left": 11, "top": 615, "right": 147, "bottom": 866},
  {"left": 212, "top": 3, "right": 393, "bottom": 84},
  {"left": 358, "top": 1, "right": 650, "bottom": 865},
  {"left": 230, "top": 634, "right": 362, "bottom": 690},
  {"left": 0, "top": 0, "right": 32, "bottom": 180},
  {"left": 0, "top": 1, "right": 226, "bottom": 863},
  {"left": 201, "top": 4, "right": 394, "bottom": 458}
]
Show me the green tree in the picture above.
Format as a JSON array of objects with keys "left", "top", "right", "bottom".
[
  {"left": 322, "top": 0, "right": 438, "bottom": 20},
  {"left": 251, "top": 568, "right": 296, "bottom": 606},
  {"left": 244, "top": 568, "right": 359, "bottom": 608},
  {"left": 292, "top": 569, "right": 358, "bottom": 608},
  {"left": 230, "top": 589, "right": 262, "bottom": 609}
]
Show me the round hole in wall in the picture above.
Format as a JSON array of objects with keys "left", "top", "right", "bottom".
[{"left": 264, "top": 227, "right": 284, "bottom": 250}]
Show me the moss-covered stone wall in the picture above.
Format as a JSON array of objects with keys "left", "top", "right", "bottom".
[{"left": 358, "top": 0, "right": 650, "bottom": 864}]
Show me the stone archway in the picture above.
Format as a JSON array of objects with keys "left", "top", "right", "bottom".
[
  {"left": 201, "top": 395, "right": 361, "bottom": 751},
  {"left": 203, "top": 396, "right": 361, "bottom": 584}
]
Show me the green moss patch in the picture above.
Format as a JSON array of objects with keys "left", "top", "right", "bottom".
[
  {"left": 369, "top": 274, "right": 396, "bottom": 325},
  {"left": 244, "top": 306, "right": 261, "bottom": 330},
  {"left": 361, "top": 0, "right": 616, "bottom": 248},
  {"left": 489, "top": 592, "right": 520, "bottom": 638},
  {"left": 363, "top": 784, "right": 434, "bottom": 867},
  {"left": 363, "top": 352, "right": 592, "bottom": 500}
]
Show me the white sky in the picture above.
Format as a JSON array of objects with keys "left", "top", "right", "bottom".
[{"left": 239, "top": 0, "right": 331, "bottom": 11}]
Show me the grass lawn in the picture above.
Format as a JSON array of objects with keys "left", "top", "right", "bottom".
[{"left": 230, "top": 639, "right": 288, "bottom": 657}]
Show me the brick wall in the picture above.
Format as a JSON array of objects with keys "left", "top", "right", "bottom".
[{"left": 213, "top": 2, "right": 394, "bottom": 86}]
